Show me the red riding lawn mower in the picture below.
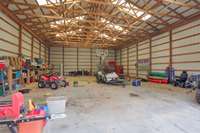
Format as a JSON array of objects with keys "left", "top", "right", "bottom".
[{"left": 38, "top": 73, "right": 67, "bottom": 90}]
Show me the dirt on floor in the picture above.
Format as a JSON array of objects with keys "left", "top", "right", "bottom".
[{"left": 0, "top": 76, "right": 199, "bottom": 133}]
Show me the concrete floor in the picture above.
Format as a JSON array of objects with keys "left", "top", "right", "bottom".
[{"left": 1, "top": 81, "right": 200, "bottom": 133}]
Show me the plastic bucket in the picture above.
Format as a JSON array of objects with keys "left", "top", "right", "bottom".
[
  {"left": 47, "top": 96, "right": 66, "bottom": 114},
  {"left": 18, "top": 120, "right": 44, "bottom": 133},
  {"left": 18, "top": 110, "right": 46, "bottom": 133}
]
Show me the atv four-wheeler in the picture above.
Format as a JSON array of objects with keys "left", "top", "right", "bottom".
[{"left": 38, "top": 73, "right": 67, "bottom": 89}]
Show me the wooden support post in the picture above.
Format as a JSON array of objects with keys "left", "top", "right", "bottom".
[
  {"left": 77, "top": 48, "right": 79, "bottom": 71},
  {"left": 0, "top": 3, "right": 44, "bottom": 45},
  {"left": 149, "top": 38, "right": 152, "bottom": 72},
  {"left": 114, "top": 50, "right": 117, "bottom": 61},
  {"left": 62, "top": 46, "right": 64, "bottom": 75},
  {"left": 127, "top": 48, "right": 129, "bottom": 76},
  {"left": 136, "top": 42, "right": 139, "bottom": 78},
  {"left": 39, "top": 43, "right": 41, "bottom": 58},
  {"left": 7, "top": 66, "right": 13, "bottom": 92},
  {"left": 18, "top": 25, "right": 22, "bottom": 57},
  {"left": 48, "top": 47, "right": 50, "bottom": 65},
  {"left": 44, "top": 46, "right": 47, "bottom": 63},
  {"left": 169, "top": 30, "right": 173, "bottom": 67},
  {"left": 90, "top": 48, "right": 92, "bottom": 75},
  {"left": 31, "top": 36, "right": 33, "bottom": 61},
  {"left": 120, "top": 49, "right": 122, "bottom": 65}
]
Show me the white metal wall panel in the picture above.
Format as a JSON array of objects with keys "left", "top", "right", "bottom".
[
  {"left": 128, "top": 45, "right": 136, "bottom": 77},
  {"left": 41, "top": 44, "right": 45, "bottom": 61},
  {"left": 138, "top": 40, "right": 150, "bottom": 79},
  {"left": 45, "top": 47, "right": 49, "bottom": 64},
  {"left": 0, "top": 11, "right": 19, "bottom": 32},
  {"left": 173, "top": 45, "right": 200, "bottom": 55},
  {"left": 0, "top": 11, "right": 19, "bottom": 56},
  {"left": 116, "top": 50, "right": 121, "bottom": 65},
  {"left": 173, "top": 53, "right": 200, "bottom": 62},
  {"left": 173, "top": 63, "right": 200, "bottom": 71},
  {"left": 172, "top": 35, "right": 199, "bottom": 48},
  {"left": 104, "top": 49, "right": 115, "bottom": 63},
  {"left": 0, "top": 11, "right": 47, "bottom": 60},
  {"left": 152, "top": 57, "right": 169, "bottom": 64},
  {"left": 22, "top": 29, "right": 31, "bottom": 58},
  {"left": 92, "top": 49, "right": 101, "bottom": 74},
  {"left": 78, "top": 48, "right": 90, "bottom": 71},
  {"left": 173, "top": 19, "right": 200, "bottom": 33},
  {"left": 116, "top": 18, "right": 200, "bottom": 77},
  {"left": 172, "top": 19, "right": 200, "bottom": 75},
  {"left": 64, "top": 48, "right": 77, "bottom": 73},
  {"left": 50, "top": 47, "right": 62, "bottom": 72},
  {"left": 152, "top": 32, "right": 169, "bottom": 71},
  {"left": 121, "top": 48, "right": 127, "bottom": 75},
  {"left": 33, "top": 39, "right": 40, "bottom": 58},
  {"left": 50, "top": 48, "right": 115, "bottom": 74}
]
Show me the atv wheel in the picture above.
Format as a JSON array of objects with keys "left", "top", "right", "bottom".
[
  {"left": 96, "top": 75, "right": 101, "bottom": 83},
  {"left": 196, "top": 89, "right": 200, "bottom": 104},
  {"left": 38, "top": 81, "right": 45, "bottom": 88},
  {"left": 61, "top": 80, "right": 67, "bottom": 87},
  {"left": 50, "top": 82, "right": 58, "bottom": 90}
]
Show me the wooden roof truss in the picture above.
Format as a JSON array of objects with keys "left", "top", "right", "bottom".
[{"left": 0, "top": 0, "right": 200, "bottom": 48}]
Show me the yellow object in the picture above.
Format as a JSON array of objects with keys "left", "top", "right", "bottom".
[
  {"left": 28, "top": 99, "right": 35, "bottom": 111},
  {"left": 44, "top": 93, "right": 52, "bottom": 97}
]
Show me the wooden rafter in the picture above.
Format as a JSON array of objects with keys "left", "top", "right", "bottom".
[{"left": 1, "top": 0, "right": 199, "bottom": 48}]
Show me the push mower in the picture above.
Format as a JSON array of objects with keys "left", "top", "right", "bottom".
[{"left": 38, "top": 72, "right": 67, "bottom": 90}]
